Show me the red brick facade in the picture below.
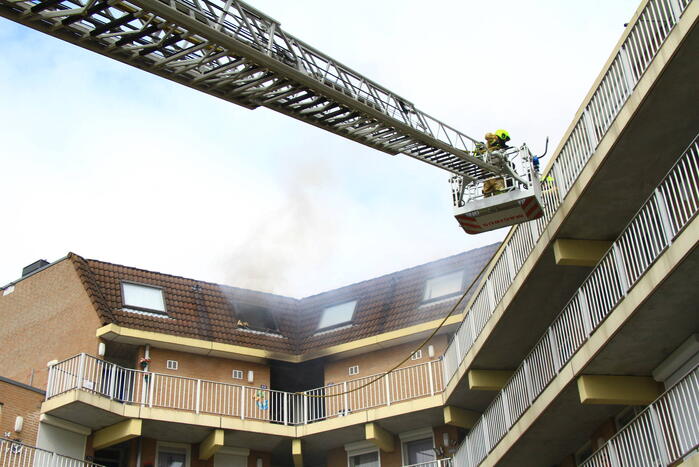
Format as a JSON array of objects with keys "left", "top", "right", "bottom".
[{"left": 0, "top": 378, "right": 44, "bottom": 445}]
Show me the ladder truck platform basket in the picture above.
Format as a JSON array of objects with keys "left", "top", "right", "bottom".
[
  {"left": 454, "top": 186, "right": 544, "bottom": 234},
  {"left": 451, "top": 145, "right": 545, "bottom": 234}
]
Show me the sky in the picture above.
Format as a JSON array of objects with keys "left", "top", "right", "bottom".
[{"left": 0, "top": 0, "right": 640, "bottom": 297}]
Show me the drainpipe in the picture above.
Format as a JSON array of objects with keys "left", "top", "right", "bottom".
[{"left": 144, "top": 344, "right": 151, "bottom": 371}]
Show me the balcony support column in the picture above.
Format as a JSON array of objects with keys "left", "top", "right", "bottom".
[
  {"left": 553, "top": 239, "right": 613, "bottom": 267},
  {"left": 443, "top": 406, "right": 479, "bottom": 429},
  {"left": 292, "top": 439, "right": 303, "bottom": 467},
  {"left": 365, "top": 422, "right": 394, "bottom": 452},
  {"left": 577, "top": 375, "right": 663, "bottom": 405},
  {"left": 199, "top": 429, "right": 224, "bottom": 460},
  {"left": 468, "top": 369, "right": 513, "bottom": 391},
  {"left": 93, "top": 419, "right": 142, "bottom": 450}
]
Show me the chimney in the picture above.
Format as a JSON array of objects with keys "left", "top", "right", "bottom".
[{"left": 22, "top": 259, "right": 50, "bottom": 277}]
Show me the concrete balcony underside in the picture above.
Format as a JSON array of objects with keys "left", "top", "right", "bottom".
[
  {"left": 445, "top": 6, "right": 698, "bottom": 410},
  {"left": 42, "top": 389, "right": 445, "bottom": 465},
  {"left": 482, "top": 214, "right": 699, "bottom": 466}
]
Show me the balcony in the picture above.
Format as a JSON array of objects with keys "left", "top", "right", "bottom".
[
  {"left": 441, "top": 0, "right": 697, "bottom": 412},
  {"left": 450, "top": 136, "right": 699, "bottom": 466},
  {"left": 581, "top": 366, "right": 699, "bottom": 466},
  {"left": 0, "top": 437, "right": 102, "bottom": 467},
  {"left": 44, "top": 353, "right": 445, "bottom": 431}
]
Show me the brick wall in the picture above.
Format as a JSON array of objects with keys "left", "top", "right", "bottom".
[
  {"left": 141, "top": 347, "right": 271, "bottom": 388},
  {"left": 0, "top": 259, "right": 102, "bottom": 389},
  {"left": 324, "top": 335, "right": 448, "bottom": 385},
  {"left": 0, "top": 378, "right": 44, "bottom": 445}
]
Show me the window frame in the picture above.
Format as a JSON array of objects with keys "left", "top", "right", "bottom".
[
  {"left": 399, "top": 427, "right": 436, "bottom": 466},
  {"left": 155, "top": 441, "right": 190, "bottom": 467},
  {"left": 348, "top": 365, "right": 359, "bottom": 376},
  {"left": 121, "top": 281, "right": 167, "bottom": 314},
  {"left": 423, "top": 270, "right": 464, "bottom": 302},
  {"left": 411, "top": 349, "right": 423, "bottom": 361},
  {"left": 234, "top": 302, "right": 280, "bottom": 334},
  {"left": 317, "top": 300, "right": 358, "bottom": 332},
  {"left": 345, "top": 440, "right": 380, "bottom": 467},
  {"left": 166, "top": 360, "right": 178, "bottom": 370},
  {"left": 232, "top": 369, "right": 244, "bottom": 380}
]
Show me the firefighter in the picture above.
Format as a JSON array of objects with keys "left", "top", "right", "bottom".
[
  {"left": 485, "top": 129, "right": 511, "bottom": 151},
  {"left": 482, "top": 129, "right": 511, "bottom": 197}
]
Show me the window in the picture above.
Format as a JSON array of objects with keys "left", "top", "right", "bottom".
[
  {"left": 345, "top": 440, "right": 379, "bottom": 467},
  {"left": 232, "top": 370, "right": 244, "bottom": 380},
  {"left": 411, "top": 350, "right": 423, "bottom": 361},
  {"left": 122, "top": 282, "right": 166, "bottom": 313},
  {"left": 400, "top": 428, "right": 435, "bottom": 466},
  {"left": 424, "top": 271, "right": 463, "bottom": 301},
  {"left": 318, "top": 300, "right": 357, "bottom": 330},
  {"left": 166, "top": 360, "right": 178, "bottom": 370},
  {"left": 348, "top": 365, "right": 359, "bottom": 376},
  {"left": 235, "top": 303, "right": 279, "bottom": 333},
  {"left": 156, "top": 442, "right": 190, "bottom": 467},
  {"left": 348, "top": 451, "right": 379, "bottom": 467}
]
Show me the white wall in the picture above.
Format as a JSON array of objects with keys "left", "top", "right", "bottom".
[{"left": 36, "top": 422, "right": 87, "bottom": 459}]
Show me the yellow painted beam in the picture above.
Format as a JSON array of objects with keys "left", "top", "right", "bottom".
[
  {"left": 292, "top": 439, "right": 303, "bottom": 467},
  {"left": 577, "top": 375, "right": 663, "bottom": 405},
  {"left": 365, "top": 422, "right": 394, "bottom": 452},
  {"left": 553, "top": 239, "right": 613, "bottom": 267},
  {"left": 443, "top": 406, "right": 479, "bottom": 429},
  {"left": 677, "top": 453, "right": 699, "bottom": 466},
  {"left": 92, "top": 419, "right": 142, "bottom": 450},
  {"left": 199, "top": 429, "right": 224, "bottom": 460},
  {"left": 468, "top": 369, "right": 513, "bottom": 391}
]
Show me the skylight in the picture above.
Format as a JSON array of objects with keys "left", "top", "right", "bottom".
[
  {"left": 424, "top": 271, "right": 463, "bottom": 301},
  {"left": 317, "top": 300, "right": 357, "bottom": 330},
  {"left": 122, "top": 282, "right": 166, "bottom": 313}
]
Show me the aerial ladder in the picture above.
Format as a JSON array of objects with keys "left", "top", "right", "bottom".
[{"left": 0, "top": 0, "right": 546, "bottom": 233}]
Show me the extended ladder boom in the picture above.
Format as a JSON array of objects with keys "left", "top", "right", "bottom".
[{"left": 0, "top": 0, "right": 498, "bottom": 180}]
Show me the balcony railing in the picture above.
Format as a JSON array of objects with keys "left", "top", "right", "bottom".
[
  {"left": 452, "top": 137, "right": 699, "bottom": 467},
  {"left": 404, "top": 459, "right": 453, "bottom": 467},
  {"left": 0, "top": 438, "right": 103, "bottom": 467},
  {"left": 581, "top": 366, "right": 699, "bottom": 467},
  {"left": 46, "top": 354, "right": 444, "bottom": 426},
  {"left": 442, "top": 0, "right": 692, "bottom": 388}
]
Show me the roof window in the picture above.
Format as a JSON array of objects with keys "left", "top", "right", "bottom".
[
  {"left": 235, "top": 303, "right": 279, "bottom": 334},
  {"left": 424, "top": 271, "right": 463, "bottom": 301},
  {"left": 317, "top": 300, "right": 356, "bottom": 331},
  {"left": 122, "top": 282, "right": 166, "bottom": 314}
]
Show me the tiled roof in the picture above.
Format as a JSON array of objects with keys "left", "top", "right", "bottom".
[{"left": 68, "top": 243, "right": 500, "bottom": 354}]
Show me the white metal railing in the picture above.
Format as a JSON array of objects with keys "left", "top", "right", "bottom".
[
  {"left": 581, "top": 366, "right": 699, "bottom": 467},
  {"left": 452, "top": 136, "right": 699, "bottom": 467},
  {"left": 403, "top": 459, "right": 453, "bottom": 467},
  {"left": 442, "top": 0, "right": 692, "bottom": 388},
  {"left": 46, "top": 354, "right": 444, "bottom": 426},
  {"left": 0, "top": 438, "right": 103, "bottom": 467}
]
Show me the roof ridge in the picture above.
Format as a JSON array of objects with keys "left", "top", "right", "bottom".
[{"left": 299, "top": 242, "right": 501, "bottom": 300}]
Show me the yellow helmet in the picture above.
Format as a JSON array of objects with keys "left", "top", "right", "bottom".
[{"left": 495, "top": 129, "right": 510, "bottom": 141}]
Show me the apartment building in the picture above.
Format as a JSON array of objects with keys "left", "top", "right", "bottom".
[
  {"left": 0, "top": 243, "right": 497, "bottom": 466},
  {"left": 1, "top": 0, "right": 698, "bottom": 465}
]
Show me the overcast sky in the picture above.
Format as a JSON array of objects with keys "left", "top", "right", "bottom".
[{"left": 0, "top": 0, "right": 639, "bottom": 297}]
